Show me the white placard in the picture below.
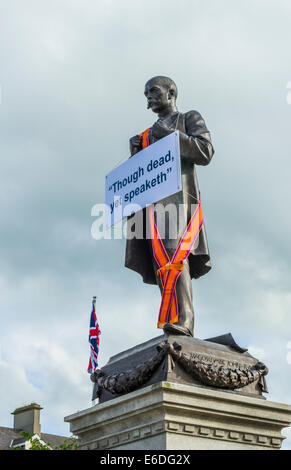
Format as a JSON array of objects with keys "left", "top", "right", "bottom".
[{"left": 105, "top": 131, "right": 182, "bottom": 227}]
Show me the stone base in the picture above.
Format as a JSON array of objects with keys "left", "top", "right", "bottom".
[
  {"left": 64, "top": 381, "right": 291, "bottom": 450},
  {"left": 90, "top": 333, "right": 268, "bottom": 403}
]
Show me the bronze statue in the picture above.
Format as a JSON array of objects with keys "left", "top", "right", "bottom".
[{"left": 125, "top": 76, "right": 214, "bottom": 337}]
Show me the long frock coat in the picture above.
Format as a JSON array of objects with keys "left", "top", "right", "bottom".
[{"left": 125, "top": 110, "right": 214, "bottom": 285}]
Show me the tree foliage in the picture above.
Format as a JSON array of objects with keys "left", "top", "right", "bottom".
[{"left": 10, "top": 431, "right": 79, "bottom": 450}]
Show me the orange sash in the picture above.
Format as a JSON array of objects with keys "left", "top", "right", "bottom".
[{"left": 140, "top": 128, "right": 204, "bottom": 328}]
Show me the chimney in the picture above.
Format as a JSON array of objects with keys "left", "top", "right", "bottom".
[{"left": 12, "top": 403, "right": 43, "bottom": 435}]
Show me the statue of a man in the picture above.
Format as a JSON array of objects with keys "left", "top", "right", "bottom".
[{"left": 125, "top": 76, "right": 214, "bottom": 337}]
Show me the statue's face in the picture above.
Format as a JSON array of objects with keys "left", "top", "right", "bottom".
[{"left": 144, "top": 79, "right": 171, "bottom": 113}]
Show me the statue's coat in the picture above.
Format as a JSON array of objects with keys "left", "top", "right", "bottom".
[{"left": 125, "top": 110, "right": 214, "bottom": 285}]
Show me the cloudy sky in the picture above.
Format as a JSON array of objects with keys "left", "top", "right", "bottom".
[{"left": 0, "top": 0, "right": 291, "bottom": 448}]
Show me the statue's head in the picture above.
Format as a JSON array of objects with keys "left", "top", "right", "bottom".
[{"left": 144, "top": 76, "right": 178, "bottom": 114}]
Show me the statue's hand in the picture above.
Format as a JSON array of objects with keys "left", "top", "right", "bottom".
[
  {"left": 151, "top": 121, "right": 171, "bottom": 139},
  {"left": 129, "top": 134, "right": 142, "bottom": 156}
]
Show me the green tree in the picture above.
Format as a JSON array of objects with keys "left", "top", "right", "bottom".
[{"left": 10, "top": 431, "right": 79, "bottom": 450}]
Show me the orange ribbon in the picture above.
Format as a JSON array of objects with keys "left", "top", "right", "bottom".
[{"left": 140, "top": 128, "right": 204, "bottom": 328}]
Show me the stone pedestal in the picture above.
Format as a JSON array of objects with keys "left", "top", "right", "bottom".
[
  {"left": 65, "top": 381, "right": 291, "bottom": 450},
  {"left": 90, "top": 333, "right": 269, "bottom": 403}
]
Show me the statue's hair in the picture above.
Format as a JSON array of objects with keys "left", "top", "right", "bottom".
[{"left": 146, "top": 76, "right": 178, "bottom": 100}]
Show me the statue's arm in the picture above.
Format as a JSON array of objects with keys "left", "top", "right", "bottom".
[{"left": 179, "top": 110, "right": 214, "bottom": 166}]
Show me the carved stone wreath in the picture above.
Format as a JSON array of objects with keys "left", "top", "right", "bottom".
[{"left": 90, "top": 341, "right": 268, "bottom": 397}]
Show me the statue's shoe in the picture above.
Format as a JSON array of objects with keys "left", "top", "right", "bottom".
[{"left": 163, "top": 323, "right": 193, "bottom": 337}]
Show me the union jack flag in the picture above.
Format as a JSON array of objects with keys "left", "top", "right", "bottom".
[{"left": 87, "top": 299, "right": 101, "bottom": 374}]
